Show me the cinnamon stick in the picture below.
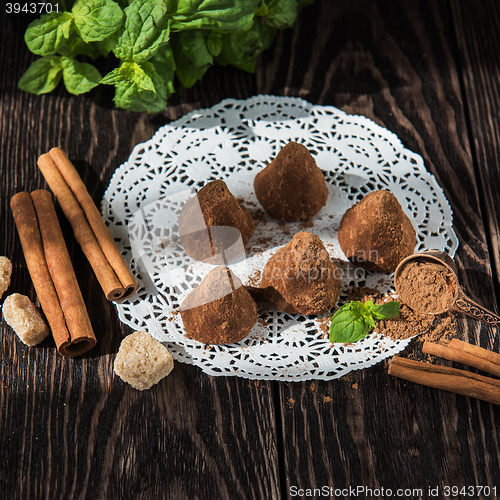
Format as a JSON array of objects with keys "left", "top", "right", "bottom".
[
  {"left": 423, "top": 340, "right": 500, "bottom": 378},
  {"left": 11, "top": 190, "right": 96, "bottom": 357},
  {"left": 11, "top": 192, "right": 71, "bottom": 352},
  {"left": 448, "top": 338, "right": 500, "bottom": 367},
  {"left": 37, "top": 148, "right": 137, "bottom": 301},
  {"left": 388, "top": 356, "right": 500, "bottom": 405}
]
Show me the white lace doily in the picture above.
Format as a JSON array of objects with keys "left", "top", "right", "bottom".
[{"left": 102, "top": 95, "right": 458, "bottom": 381}]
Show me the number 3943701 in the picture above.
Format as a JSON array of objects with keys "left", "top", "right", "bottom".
[{"left": 5, "top": 3, "right": 59, "bottom": 14}]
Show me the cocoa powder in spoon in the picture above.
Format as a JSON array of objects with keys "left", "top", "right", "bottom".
[{"left": 396, "top": 258, "right": 457, "bottom": 314}]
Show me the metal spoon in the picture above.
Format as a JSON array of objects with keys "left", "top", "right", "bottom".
[{"left": 394, "top": 250, "right": 500, "bottom": 328}]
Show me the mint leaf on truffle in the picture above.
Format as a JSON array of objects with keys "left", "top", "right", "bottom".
[{"left": 329, "top": 300, "right": 400, "bottom": 344}]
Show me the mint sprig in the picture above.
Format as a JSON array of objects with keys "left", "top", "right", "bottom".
[
  {"left": 329, "top": 300, "right": 400, "bottom": 344},
  {"left": 19, "top": 0, "right": 313, "bottom": 113}
]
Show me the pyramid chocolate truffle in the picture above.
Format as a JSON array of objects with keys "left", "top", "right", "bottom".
[
  {"left": 260, "top": 231, "right": 341, "bottom": 315},
  {"left": 178, "top": 180, "right": 255, "bottom": 264},
  {"left": 254, "top": 142, "right": 328, "bottom": 222},
  {"left": 180, "top": 266, "right": 257, "bottom": 344},
  {"left": 338, "top": 190, "right": 416, "bottom": 273}
]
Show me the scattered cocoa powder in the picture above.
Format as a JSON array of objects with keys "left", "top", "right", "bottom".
[
  {"left": 317, "top": 316, "right": 331, "bottom": 338},
  {"left": 370, "top": 291, "right": 456, "bottom": 342},
  {"left": 258, "top": 316, "right": 268, "bottom": 328},
  {"left": 300, "top": 220, "right": 315, "bottom": 229},
  {"left": 278, "top": 222, "right": 291, "bottom": 236},
  {"left": 420, "top": 314, "right": 455, "bottom": 344},
  {"left": 246, "top": 269, "right": 262, "bottom": 288},
  {"left": 396, "top": 258, "right": 457, "bottom": 314},
  {"left": 375, "top": 302, "right": 433, "bottom": 340},
  {"left": 346, "top": 286, "right": 381, "bottom": 302}
]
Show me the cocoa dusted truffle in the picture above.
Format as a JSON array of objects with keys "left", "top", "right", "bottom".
[
  {"left": 180, "top": 266, "right": 257, "bottom": 344},
  {"left": 338, "top": 190, "right": 416, "bottom": 273},
  {"left": 178, "top": 180, "right": 255, "bottom": 264},
  {"left": 254, "top": 142, "right": 328, "bottom": 222},
  {"left": 260, "top": 231, "right": 341, "bottom": 315}
]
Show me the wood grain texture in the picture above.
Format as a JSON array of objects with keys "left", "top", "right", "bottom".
[
  {"left": 1, "top": 0, "right": 500, "bottom": 499},
  {"left": 451, "top": 0, "right": 500, "bottom": 305}
]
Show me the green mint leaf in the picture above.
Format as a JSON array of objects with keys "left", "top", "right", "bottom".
[
  {"left": 216, "top": 20, "right": 277, "bottom": 72},
  {"left": 113, "top": 0, "right": 170, "bottom": 62},
  {"left": 371, "top": 301, "right": 401, "bottom": 320},
  {"left": 102, "top": 60, "right": 167, "bottom": 112},
  {"left": 363, "top": 300, "right": 375, "bottom": 310},
  {"left": 150, "top": 44, "right": 176, "bottom": 97},
  {"left": 94, "top": 35, "right": 119, "bottom": 57},
  {"left": 18, "top": 56, "right": 63, "bottom": 94},
  {"left": 101, "top": 61, "right": 155, "bottom": 91},
  {"left": 206, "top": 32, "right": 223, "bottom": 57},
  {"left": 61, "top": 57, "right": 102, "bottom": 94},
  {"left": 360, "top": 307, "right": 376, "bottom": 329},
  {"left": 168, "top": 0, "right": 259, "bottom": 32},
  {"left": 56, "top": 35, "right": 101, "bottom": 59},
  {"left": 170, "top": 31, "right": 213, "bottom": 88},
  {"left": 99, "top": 66, "right": 124, "bottom": 85},
  {"left": 259, "top": 0, "right": 298, "bottom": 29},
  {"left": 113, "top": 79, "right": 167, "bottom": 112},
  {"left": 72, "top": 0, "right": 125, "bottom": 43},
  {"left": 329, "top": 299, "right": 399, "bottom": 344},
  {"left": 329, "top": 302, "right": 371, "bottom": 344},
  {"left": 255, "top": 1, "right": 269, "bottom": 17},
  {"left": 25, "top": 12, "right": 74, "bottom": 56}
]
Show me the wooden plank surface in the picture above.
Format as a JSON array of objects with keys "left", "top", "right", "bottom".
[
  {"left": 1, "top": 0, "right": 500, "bottom": 499},
  {"left": 451, "top": 0, "right": 500, "bottom": 303}
]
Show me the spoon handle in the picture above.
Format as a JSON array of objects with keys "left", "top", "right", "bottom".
[{"left": 453, "top": 289, "right": 500, "bottom": 328}]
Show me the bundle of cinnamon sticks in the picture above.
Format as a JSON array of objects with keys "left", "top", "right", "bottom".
[
  {"left": 37, "top": 147, "right": 137, "bottom": 301},
  {"left": 10, "top": 148, "right": 139, "bottom": 357},
  {"left": 389, "top": 339, "right": 500, "bottom": 405},
  {"left": 11, "top": 190, "right": 96, "bottom": 357}
]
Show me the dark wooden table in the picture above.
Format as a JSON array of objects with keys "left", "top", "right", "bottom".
[{"left": 1, "top": 1, "right": 500, "bottom": 499}]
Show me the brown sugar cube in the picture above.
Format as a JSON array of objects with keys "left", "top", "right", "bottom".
[
  {"left": 0, "top": 256, "right": 13, "bottom": 299},
  {"left": 2, "top": 293, "right": 50, "bottom": 346},
  {"left": 114, "top": 331, "right": 174, "bottom": 390}
]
